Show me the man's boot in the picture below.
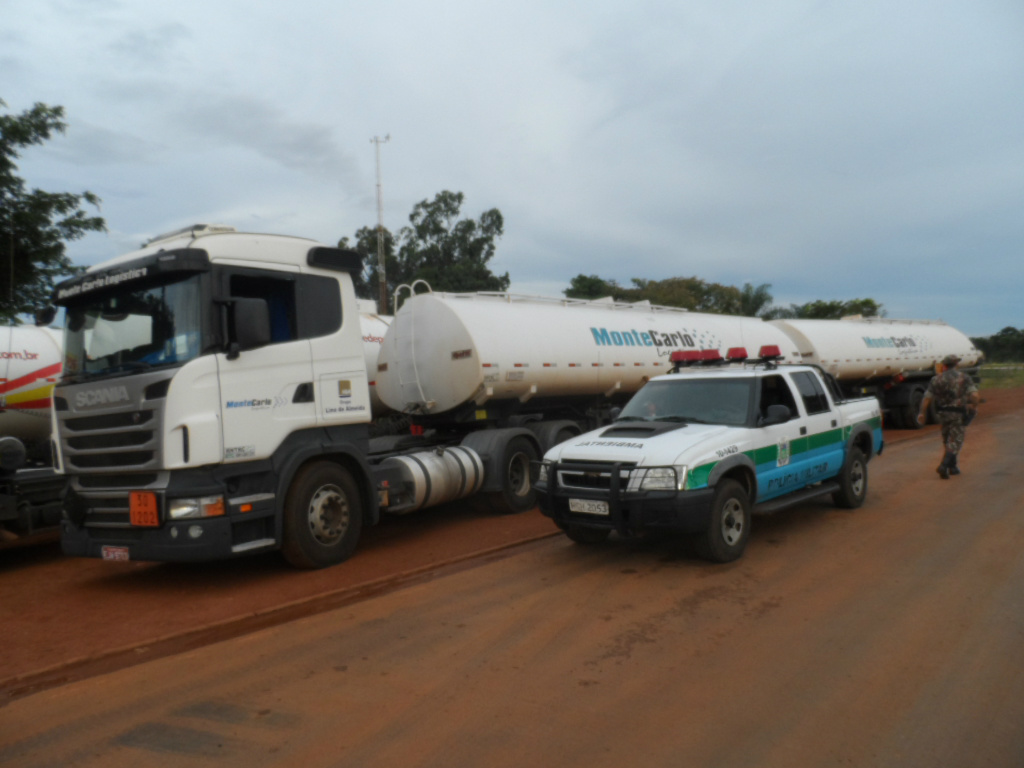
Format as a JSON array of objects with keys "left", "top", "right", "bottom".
[
  {"left": 949, "top": 454, "right": 961, "bottom": 476},
  {"left": 936, "top": 452, "right": 954, "bottom": 479}
]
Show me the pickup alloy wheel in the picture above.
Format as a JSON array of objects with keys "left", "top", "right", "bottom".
[
  {"left": 832, "top": 448, "right": 868, "bottom": 509},
  {"left": 695, "top": 479, "right": 751, "bottom": 563}
]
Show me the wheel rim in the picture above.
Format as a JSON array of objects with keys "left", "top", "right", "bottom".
[
  {"left": 850, "top": 461, "right": 865, "bottom": 497},
  {"left": 507, "top": 451, "right": 531, "bottom": 497},
  {"left": 721, "top": 497, "right": 745, "bottom": 546},
  {"left": 306, "top": 484, "right": 350, "bottom": 546}
]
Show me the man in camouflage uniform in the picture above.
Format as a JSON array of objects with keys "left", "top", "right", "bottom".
[{"left": 917, "top": 354, "right": 980, "bottom": 479}]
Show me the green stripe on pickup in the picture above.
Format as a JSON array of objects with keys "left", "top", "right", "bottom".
[{"left": 684, "top": 418, "right": 876, "bottom": 491}]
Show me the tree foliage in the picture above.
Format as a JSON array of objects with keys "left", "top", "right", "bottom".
[
  {"left": 0, "top": 99, "right": 105, "bottom": 321},
  {"left": 971, "top": 327, "right": 1024, "bottom": 362},
  {"left": 341, "top": 190, "right": 508, "bottom": 312}
]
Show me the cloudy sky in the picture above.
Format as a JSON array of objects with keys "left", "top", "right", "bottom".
[{"left": 5, "top": 0, "right": 1023, "bottom": 335}]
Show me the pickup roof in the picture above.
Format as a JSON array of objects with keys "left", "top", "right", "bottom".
[{"left": 535, "top": 356, "right": 883, "bottom": 562}]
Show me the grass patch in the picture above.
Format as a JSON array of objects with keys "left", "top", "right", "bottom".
[{"left": 978, "top": 364, "right": 1024, "bottom": 389}]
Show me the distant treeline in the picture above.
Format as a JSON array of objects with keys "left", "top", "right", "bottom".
[{"left": 970, "top": 327, "right": 1024, "bottom": 363}]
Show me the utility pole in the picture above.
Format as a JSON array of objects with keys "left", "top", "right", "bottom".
[{"left": 371, "top": 134, "right": 390, "bottom": 313}]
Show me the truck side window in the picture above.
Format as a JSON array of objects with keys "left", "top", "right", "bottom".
[
  {"left": 230, "top": 275, "right": 296, "bottom": 343},
  {"left": 790, "top": 371, "right": 831, "bottom": 415},
  {"left": 759, "top": 374, "right": 799, "bottom": 419}
]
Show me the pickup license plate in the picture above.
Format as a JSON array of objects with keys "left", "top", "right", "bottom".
[
  {"left": 569, "top": 498, "right": 609, "bottom": 516},
  {"left": 101, "top": 545, "right": 130, "bottom": 562}
]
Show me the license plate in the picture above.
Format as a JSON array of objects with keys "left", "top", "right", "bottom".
[
  {"left": 101, "top": 545, "right": 130, "bottom": 562},
  {"left": 569, "top": 498, "right": 609, "bottom": 516}
]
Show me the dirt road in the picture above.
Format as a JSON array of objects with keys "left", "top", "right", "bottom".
[{"left": 1, "top": 389, "right": 1022, "bottom": 766}]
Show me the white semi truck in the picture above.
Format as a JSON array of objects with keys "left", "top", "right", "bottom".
[{"left": 49, "top": 226, "right": 982, "bottom": 568}]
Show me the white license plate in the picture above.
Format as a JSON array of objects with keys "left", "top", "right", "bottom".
[
  {"left": 569, "top": 498, "right": 609, "bottom": 516},
  {"left": 101, "top": 545, "right": 130, "bottom": 562}
]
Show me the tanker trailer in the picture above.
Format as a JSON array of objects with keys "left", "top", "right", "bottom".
[
  {"left": 770, "top": 316, "right": 981, "bottom": 428},
  {"left": 376, "top": 289, "right": 802, "bottom": 428},
  {"left": 1, "top": 324, "right": 66, "bottom": 545}
]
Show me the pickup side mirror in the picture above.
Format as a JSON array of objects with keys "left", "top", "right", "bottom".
[
  {"left": 759, "top": 404, "right": 792, "bottom": 427},
  {"left": 227, "top": 297, "right": 271, "bottom": 359}
]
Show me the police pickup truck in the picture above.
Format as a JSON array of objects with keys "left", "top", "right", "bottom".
[{"left": 534, "top": 346, "right": 883, "bottom": 562}]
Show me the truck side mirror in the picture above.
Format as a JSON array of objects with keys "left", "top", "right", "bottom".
[
  {"left": 759, "top": 404, "right": 792, "bottom": 427},
  {"left": 228, "top": 297, "right": 271, "bottom": 359}
]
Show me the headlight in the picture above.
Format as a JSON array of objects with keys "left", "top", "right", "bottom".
[
  {"left": 629, "top": 466, "right": 688, "bottom": 492},
  {"left": 168, "top": 495, "right": 225, "bottom": 520},
  {"left": 537, "top": 462, "right": 551, "bottom": 485}
]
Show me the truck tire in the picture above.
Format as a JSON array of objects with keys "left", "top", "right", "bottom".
[
  {"left": 282, "top": 461, "right": 363, "bottom": 569},
  {"left": 693, "top": 479, "right": 750, "bottom": 563},
  {"left": 483, "top": 435, "right": 539, "bottom": 515},
  {"left": 901, "top": 387, "right": 926, "bottom": 430},
  {"left": 832, "top": 448, "right": 868, "bottom": 509},
  {"left": 558, "top": 522, "right": 611, "bottom": 545}
]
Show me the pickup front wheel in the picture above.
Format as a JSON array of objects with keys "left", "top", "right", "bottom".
[
  {"left": 694, "top": 479, "right": 751, "bottom": 563},
  {"left": 832, "top": 448, "right": 868, "bottom": 509}
]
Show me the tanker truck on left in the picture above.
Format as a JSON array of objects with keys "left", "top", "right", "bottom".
[{"left": 1, "top": 324, "right": 66, "bottom": 545}]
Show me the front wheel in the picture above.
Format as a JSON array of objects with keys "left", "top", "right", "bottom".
[
  {"left": 693, "top": 479, "right": 751, "bottom": 563},
  {"left": 558, "top": 522, "right": 611, "bottom": 545},
  {"left": 282, "top": 462, "right": 363, "bottom": 569},
  {"left": 832, "top": 448, "right": 868, "bottom": 509}
]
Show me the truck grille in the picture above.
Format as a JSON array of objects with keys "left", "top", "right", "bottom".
[
  {"left": 556, "top": 461, "right": 636, "bottom": 491},
  {"left": 60, "top": 408, "right": 162, "bottom": 472}
]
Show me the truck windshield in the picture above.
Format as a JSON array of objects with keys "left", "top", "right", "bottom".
[
  {"left": 618, "top": 377, "right": 754, "bottom": 427},
  {"left": 62, "top": 275, "right": 204, "bottom": 381}
]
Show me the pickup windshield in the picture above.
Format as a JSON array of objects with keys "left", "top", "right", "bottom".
[
  {"left": 62, "top": 275, "right": 204, "bottom": 381},
  {"left": 617, "top": 377, "right": 754, "bottom": 427}
]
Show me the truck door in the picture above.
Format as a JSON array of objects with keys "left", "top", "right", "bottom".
[
  {"left": 754, "top": 373, "right": 805, "bottom": 502},
  {"left": 216, "top": 270, "right": 316, "bottom": 464},
  {"left": 788, "top": 370, "right": 845, "bottom": 481}
]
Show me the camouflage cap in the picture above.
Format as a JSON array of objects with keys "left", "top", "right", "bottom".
[{"left": 941, "top": 354, "right": 961, "bottom": 367}]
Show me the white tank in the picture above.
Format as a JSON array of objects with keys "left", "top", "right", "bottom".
[
  {"left": 376, "top": 292, "right": 802, "bottom": 415},
  {"left": 357, "top": 308, "right": 392, "bottom": 415},
  {"left": 770, "top": 317, "right": 981, "bottom": 380},
  {"left": 0, "top": 325, "right": 64, "bottom": 446}
]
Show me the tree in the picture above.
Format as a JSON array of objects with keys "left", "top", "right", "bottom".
[
  {"left": 971, "top": 327, "right": 1024, "bottom": 362},
  {"left": 784, "top": 298, "right": 886, "bottom": 319},
  {"left": 344, "top": 190, "right": 508, "bottom": 311},
  {"left": 738, "top": 282, "right": 775, "bottom": 318},
  {"left": 0, "top": 99, "right": 105, "bottom": 321},
  {"left": 564, "top": 274, "right": 623, "bottom": 300}
]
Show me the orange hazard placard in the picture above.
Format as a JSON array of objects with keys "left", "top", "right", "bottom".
[{"left": 129, "top": 491, "right": 160, "bottom": 527}]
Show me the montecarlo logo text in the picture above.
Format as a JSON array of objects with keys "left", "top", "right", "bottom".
[
  {"left": 862, "top": 336, "right": 917, "bottom": 349},
  {"left": 75, "top": 385, "right": 130, "bottom": 408},
  {"left": 226, "top": 398, "right": 273, "bottom": 408},
  {"left": 591, "top": 327, "right": 696, "bottom": 348}
]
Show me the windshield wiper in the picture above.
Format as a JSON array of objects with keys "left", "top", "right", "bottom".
[{"left": 657, "top": 415, "right": 706, "bottom": 424}]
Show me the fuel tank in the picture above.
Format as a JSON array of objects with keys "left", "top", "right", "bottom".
[{"left": 376, "top": 292, "right": 802, "bottom": 415}]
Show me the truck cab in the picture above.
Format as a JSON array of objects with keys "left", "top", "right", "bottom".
[{"left": 54, "top": 226, "right": 376, "bottom": 566}]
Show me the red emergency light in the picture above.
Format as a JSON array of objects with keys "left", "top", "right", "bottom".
[
  {"left": 726, "top": 347, "right": 748, "bottom": 362},
  {"left": 698, "top": 349, "right": 723, "bottom": 364},
  {"left": 758, "top": 345, "right": 783, "bottom": 362}
]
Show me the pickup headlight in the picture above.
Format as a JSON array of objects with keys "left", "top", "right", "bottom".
[
  {"left": 536, "top": 461, "right": 551, "bottom": 486},
  {"left": 168, "top": 495, "right": 225, "bottom": 520},
  {"left": 629, "top": 466, "right": 688, "bottom": 492}
]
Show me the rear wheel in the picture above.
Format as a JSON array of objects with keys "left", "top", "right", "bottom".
[
  {"left": 832, "top": 448, "right": 868, "bottom": 509},
  {"left": 282, "top": 462, "right": 363, "bottom": 569},
  {"left": 693, "top": 479, "right": 750, "bottom": 563},
  {"left": 483, "top": 436, "right": 540, "bottom": 515}
]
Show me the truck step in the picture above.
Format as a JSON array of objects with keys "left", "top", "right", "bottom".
[{"left": 754, "top": 481, "right": 840, "bottom": 515}]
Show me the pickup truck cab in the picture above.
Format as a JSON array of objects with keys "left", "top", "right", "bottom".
[{"left": 535, "top": 347, "right": 883, "bottom": 562}]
